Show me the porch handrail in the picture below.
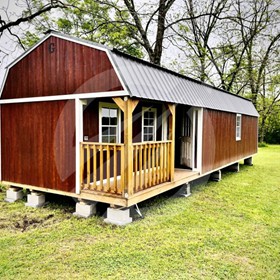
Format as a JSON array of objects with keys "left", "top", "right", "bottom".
[
  {"left": 80, "top": 142, "right": 125, "bottom": 195},
  {"left": 80, "top": 140, "right": 173, "bottom": 197},
  {"left": 132, "top": 141, "right": 172, "bottom": 193}
]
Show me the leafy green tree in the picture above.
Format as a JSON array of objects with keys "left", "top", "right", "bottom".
[{"left": 21, "top": 0, "right": 143, "bottom": 57}]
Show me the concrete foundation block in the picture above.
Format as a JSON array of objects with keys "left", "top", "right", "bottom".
[
  {"left": 227, "top": 162, "right": 239, "bottom": 172},
  {"left": 244, "top": 157, "right": 253, "bottom": 166},
  {"left": 210, "top": 170, "right": 221, "bottom": 182},
  {"left": 25, "top": 192, "right": 45, "bottom": 208},
  {"left": 73, "top": 200, "right": 96, "bottom": 218},
  {"left": 180, "top": 183, "right": 191, "bottom": 197},
  {"left": 5, "top": 187, "right": 24, "bottom": 203},
  {"left": 104, "top": 207, "right": 132, "bottom": 226}
]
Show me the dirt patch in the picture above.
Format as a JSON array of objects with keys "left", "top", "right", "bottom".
[{"left": 13, "top": 214, "right": 54, "bottom": 232}]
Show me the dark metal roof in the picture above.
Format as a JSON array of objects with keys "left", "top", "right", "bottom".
[{"left": 110, "top": 50, "right": 259, "bottom": 117}]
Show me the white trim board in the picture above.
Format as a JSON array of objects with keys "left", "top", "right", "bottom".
[
  {"left": 75, "top": 99, "right": 84, "bottom": 194},
  {"left": 106, "top": 50, "right": 130, "bottom": 95},
  {"left": 0, "top": 90, "right": 129, "bottom": 105}
]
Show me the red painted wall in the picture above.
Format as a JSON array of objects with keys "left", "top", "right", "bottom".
[
  {"left": 1, "top": 36, "right": 123, "bottom": 99},
  {"left": 1, "top": 100, "right": 76, "bottom": 192},
  {"left": 202, "top": 109, "right": 258, "bottom": 173}
]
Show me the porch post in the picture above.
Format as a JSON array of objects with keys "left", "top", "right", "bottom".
[
  {"left": 113, "top": 97, "right": 139, "bottom": 197},
  {"left": 168, "top": 104, "right": 176, "bottom": 181}
]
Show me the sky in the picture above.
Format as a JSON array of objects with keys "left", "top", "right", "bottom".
[{"left": 0, "top": 0, "right": 26, "bottom": 85}]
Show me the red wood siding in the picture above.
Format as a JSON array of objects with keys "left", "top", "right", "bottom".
[
  {"left": 202, "top": 109, "right": 258, "bottom": 173},
  {"left": 1, "top": 36, "right": 123, "bottom": 99},
  {"left": 1, "top": 100, "right": 76, "bottom": 192}
]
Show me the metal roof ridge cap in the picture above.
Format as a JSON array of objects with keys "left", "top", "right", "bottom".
[{"left": 49, "top": 31, "right": 112, "bottom": 51}]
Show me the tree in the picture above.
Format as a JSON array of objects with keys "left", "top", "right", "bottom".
[
  {"left": 0, "top": 0, "right": 66, "bottom": 44},
  {"left": 20, "top": 0, "right": 144, "bottom": 57},
  {"left": 0, "top": 0, "right": 67, "bottom": 69}
]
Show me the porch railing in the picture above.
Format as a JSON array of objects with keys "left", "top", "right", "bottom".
[
  {"left": 132, "top": 141, "right": 172, "bottom": 192},
  {"left": 80, "top": 143, "right": 124, "bottom": 195},
  {"left": 80, "top": 140, "right": 172, "bottom": 196}
]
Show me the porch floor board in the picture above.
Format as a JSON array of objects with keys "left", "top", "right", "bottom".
[{"left": 81, "top": 168, "right": 200, "bottom": 207}]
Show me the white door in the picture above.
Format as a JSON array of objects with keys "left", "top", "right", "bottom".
[{"left": 180, "top": 109, "right": 192, "bottom": 168}]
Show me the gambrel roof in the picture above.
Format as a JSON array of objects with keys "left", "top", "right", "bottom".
[{"left": 1, "top": 31, "right": 259, "bottom": 117}]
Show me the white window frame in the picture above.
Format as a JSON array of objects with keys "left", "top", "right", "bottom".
[
  {"left": 99, "top": 102, "right": 121, "bottom": 143},
  {"left": 236, "top": 113, "right": 242, "bottom": 141},
  {"left": 142, "top": 107, "right": 157, "bottom": 142}
]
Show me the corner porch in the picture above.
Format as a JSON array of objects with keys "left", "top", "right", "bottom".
[
  {"left": 80, "top": 141, "right": 199, "bottom": 206},
  {"left": 79, "top": 96, "right": 201, "bottom": 206}
]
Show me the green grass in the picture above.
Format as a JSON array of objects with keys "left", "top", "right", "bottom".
[{"left": 0, "top": 146, "right": 279, "bottom": 280}]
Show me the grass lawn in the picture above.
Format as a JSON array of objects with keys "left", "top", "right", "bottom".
[{"left": 0, "top": 145, "right": 279, "bottom": 280}]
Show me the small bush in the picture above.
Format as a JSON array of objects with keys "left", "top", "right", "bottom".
[{"left": 258, "top": 142, "right": 268, "bottom": 147}]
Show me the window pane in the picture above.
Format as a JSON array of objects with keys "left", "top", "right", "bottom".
[
  {"left": 110, "top": 116, "right": 118, "bottom": 126},
  {"left": 102, "top": 127, "right": 109, "bottom": 136},
  {"left": 110, "top": 127, "right": 117, "bottom": 136},
  {"left": 102, "top": 108, "right": 110, "bottom": 116},
  {"left": 148, "top": 127, "right": 153, "bottom": 134},
  {"left": 110, "top": 109, "right": 117, "bottom": 118},
  {"left": 109, "top": 136, "right": 116, "bottom": 143},
  {"left": 102, "top": 136, "right": 109, "bottom": 143},
  {"left": 102, "top": 117, "right": 109, "bottom": 126}
]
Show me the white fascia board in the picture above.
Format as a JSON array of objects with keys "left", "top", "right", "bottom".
[
  {"left": 0, "top": 90, "right": 129, "bottom": 105},
  {"left": 5, "top": 34, "right": 52, "bottom": 70},
  {"left": 5, "top": 33, "right": 109, "bottom": 71},
  {"left": 54, "top": 33, "right": 109, "bottom": 52},
  {"left": 0, "top": 68, "right": 9, "bottom": 98}
]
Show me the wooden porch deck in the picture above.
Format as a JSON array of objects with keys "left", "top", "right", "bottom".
[{"left": 81, "top": 168, "right": 200, "bottom": 207}]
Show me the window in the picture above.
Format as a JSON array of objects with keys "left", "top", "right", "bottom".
[
  {"left": 99, "top": 102, "right": 120, "bottom": 143},
  {"left": 236, "top": 114, "right": 242, "bottom": 141},
  {"left": 142, "top": 107, "right": 157, "bottom": 141}
]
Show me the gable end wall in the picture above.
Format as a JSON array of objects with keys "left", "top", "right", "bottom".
[{"left": 1, "top": 36, "right": 123, "bottom": 99}]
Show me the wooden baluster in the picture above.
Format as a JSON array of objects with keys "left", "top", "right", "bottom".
[
  {"left": 113, "top": 145, "right": 117, "bottom": 194},
  {"left": 93, "top": 144, "right": 97, "bottom": 190},
  {"left": 167, "top": 142, "right": 170, "bottom": 180},
  {"left": 99, "top": 145, "right": 103, "bottom": 191},
  {"left": 163, "top": 142, "right": 167, "bottom": 181},
  {"left": 87, "top": 144, "right": 90, "bottom": 189},
  {"left": 143, "top": 143, "right": 147, "bottom": 189},
  {"left": 139, "top": 144, "right": 143, "bottom": 190},
  {"left": 80, "top": 143, "right": 84, "bottom": 190},
  {"left": 160, "top": 143, "right": 164, "bottom": 183},
  {"left": 120, "top": 145, "right": 125, "bottom": 195},
  {"left": 157, "top": 143, "right": 160, "bottom": 184},
  {"left": 148, "top": 143, "right": 151, "bottom": 187},
  {"left": 106, "top": 145, "right": 110, "bottom": 192},
  {"left": 134, "top": 146, "right": 138, "bottom": 192},
  {"left": 152, "top": 143, "right": 156, "bottom": 186}
]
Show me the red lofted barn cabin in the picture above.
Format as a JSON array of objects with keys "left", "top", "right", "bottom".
[{"left": 0, "top": 31, "right": 258, "bottom": 224}]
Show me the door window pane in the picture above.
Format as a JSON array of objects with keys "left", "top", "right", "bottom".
[
  {"left": 142, "top": 107, "right": 157, "bottom": 142},
  {"left": 100, "top": 104, "right": 119, "bottom": 143}
]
